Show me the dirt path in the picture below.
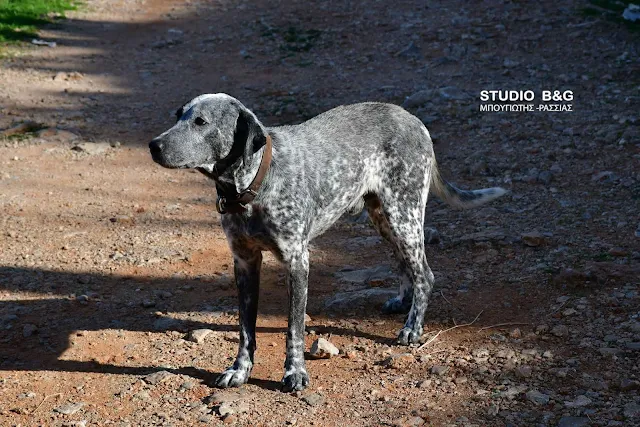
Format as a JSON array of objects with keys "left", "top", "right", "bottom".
[{"left": 1, "top": 0, "right": 639, "bottom": 426}]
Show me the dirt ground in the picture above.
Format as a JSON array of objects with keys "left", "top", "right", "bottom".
[{"left": 0, "top": 0, "right": 639, "bottom": 426}]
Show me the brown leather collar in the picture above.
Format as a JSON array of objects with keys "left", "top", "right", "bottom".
[{"left": 214, "top": 134, "right": 272, "bottom": 214}]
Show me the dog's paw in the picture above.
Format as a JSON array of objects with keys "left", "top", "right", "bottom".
[
  {"left": 215, "top": 367, "right": 250, "bottom": 388},
  {"left": 282, "top": 370, "right": 309, "bottom": 393},
  {"left": 382, "top": 296, "right": 411, "bottom": 314},
  {"left": 397, "top": 327, "right": 422, "bottom": 345}
]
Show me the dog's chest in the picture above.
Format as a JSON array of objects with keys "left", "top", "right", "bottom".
[{"left": 221, "top": 209, "right": 282, "bottom": 256}]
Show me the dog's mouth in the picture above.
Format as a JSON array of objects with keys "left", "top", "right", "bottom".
[{"left": 151, "top": 153, "right": 212, "bottom": 171}]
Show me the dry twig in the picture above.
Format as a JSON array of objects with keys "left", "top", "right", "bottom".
[
  {"left": 477, "top": 322, "right": 530, "bottom": 332},
  {"left": 418, "top": 310, "right": 483, "bottom": 350}
]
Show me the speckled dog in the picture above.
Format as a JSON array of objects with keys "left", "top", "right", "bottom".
[{"left": 149, "top": 93, "right": 506, "bottom": 392}]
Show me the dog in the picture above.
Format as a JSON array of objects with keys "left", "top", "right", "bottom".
[{"left": 149, "top": 93, "right": 506, "bottom": 392}]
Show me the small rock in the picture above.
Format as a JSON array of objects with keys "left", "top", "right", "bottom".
[
  {"left": 538, "top": 171, "right": 553, "bottom": 185},
  {"left": 625, "top": 342, "right": 640, "bottom": 351},
  {"left": 23, "top": 324, "right": 37, "bottom": 337},
  {"left": 222, "top": 414, "right": 237, "bottom": 424},
  {"left": 487, "top": 404, "right": 499, "bottom": 417},
  {"left": 302, "top": 392, "right": 325, "bottom": 407},
  {"left": 557, "top": 417, "right": 590, "bottom": 427},
  {"left": 526, "top": 389, "right": 550, "bottom": 405},
  {"left": 522, "top": 232, "right": 546, "bottom": 247},
  {"left": 619, "top": 378, "right": 640, "bottom": 391},
  {"left": 142, "top": 299, "right": 156, "bottom": 308},
  {"left": 110, "top": 215, "right": 133, "bottom": 224},
  {"left": 309, "top": 338, "right": 339, "bottom": 359},
  {"left": 304, "top": 313, "right": 312, "bottom": 322},
  {"left": 54, "top": 402, "right": 84, "bottom": 415},
  {"left": 551, "top": 325, "right": 569, "bottom": 337},
  {"left": 598, "top": 347, "right": 622, "bottom": 357},
  {"left": 624, "top": 402, "right": 640, "bottom": 418},
  {"left": 424, "top": 227, "right": 440, "bottom": 244},
  {"left": 187, "top": 329, "right": 213, "bottom": 344},
  {"left": 381, "top": 353, "right": 415, "bottom": 369},
  {"left": 515, "top": 365, "right": 532, "bottom": 378},
  {"left": 71, "top": 142, "right": 111, "bottom": 155},
  {"left": 144, "top": 370, "right": 174, "bottom": 385},
  {"left": 509, "top": 328, "right": 522, "bottom": 339},
  {"left": 402, "top": 90, "right": 433, "bottom": 109},
  {"left": 396, "top": 41, "right": 421, "bottom": 58},
  {"left": 565, "top": 395, "right": 592, "bottom": 408},
  {"left": 431, "top": 365, "right": 449, "bottom": 376}
]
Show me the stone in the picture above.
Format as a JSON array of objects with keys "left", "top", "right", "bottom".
[
  {"left": 402, "top": 90, "right": 433, "bottom": 109},
  {"left": 515, "top": 366, "right": 532, "bottom": 378},
  {"left": 302, "top": 392, "right": 325, "bottom": 407},
  {"left": 309, "top": 338, "right": 339, "bottom": 359},
  {"left": 381, "top": 353, "right": 415, "bottom": 369},
  {"left": 509, "top": 328, "right": 522, "bottom": 339},
  {"left": 144, "top": 370, "right": 174, "bottom": 385},
  {"left": 424, "top": 227, "right": 440, "bottom": 244},
  {"left": 71, "top": 142, "right": 111, "bottom": 155},
  {"left": 557, "top": 417, "right": 590, "bottom": 427},
  {"left": 538, "top": 171, "right": 553, "bottom": 185},
  {"left": 624, "top": 402, "right": 640, "bottom": 418},
  {"left": 324, "top": 288, "right": 397, "bottom": 310},
  {"left": 565, "top": 395, "right": 592, "bottom": 408},
  {"left": 23, "top": 323, "right": 37, "bottom": 337},
  {"left": 551, "top": 325, "right": 569, "bottom": 337},
  {"left": 334, "top": 265, "right": 396, "bottom": 284},
  {"left": 54, "top": 402, "right": 84, "bottom": 415},
  {"left": 187, "top": 329, "right": 213, "bottom": 344},
  {"left": 525, "top": 389, "right": 550, "bottom": 405},
  {"left": 431, "top": 365, "right": 449, "bottom": 376},
  {"left": 522, "top": 232, "right": 546, "bottom": 247},
  {"left": 619, "top": 378, "right": 640, "bottom": 391},
  {"left": 598, "top": 347, "right": 622, "bottom": 357}
]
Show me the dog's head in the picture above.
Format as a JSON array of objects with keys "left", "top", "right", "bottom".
[{"left": 149, "top": 93, "right": 266, "bottom": 172}]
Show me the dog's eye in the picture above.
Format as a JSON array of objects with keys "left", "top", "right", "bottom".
[{"left": 194, "top": 117, "right": 207, "bottom": 126}]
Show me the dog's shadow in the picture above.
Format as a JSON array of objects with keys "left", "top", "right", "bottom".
[{"left": 0, "top": 266, "right": 396, "bottom": 392}]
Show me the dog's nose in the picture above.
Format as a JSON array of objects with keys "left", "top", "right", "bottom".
[{"left": 149, "top": 138, "right": 163, "bottom": 155}]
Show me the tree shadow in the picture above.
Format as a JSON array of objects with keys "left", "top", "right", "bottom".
[{"left": 0, "top": 265, "right": 404, "bottom": 391}]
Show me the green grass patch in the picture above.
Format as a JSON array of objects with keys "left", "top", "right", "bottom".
[{"left": 0, "top": 0, "right": 77, "bottom": 43}]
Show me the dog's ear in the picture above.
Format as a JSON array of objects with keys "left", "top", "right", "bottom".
[
  {"left": 234, "top": 108, "right": 266, "bottom": 168},
  {"left": 175, "top": 103, "right": 188, "bottom": 122}
]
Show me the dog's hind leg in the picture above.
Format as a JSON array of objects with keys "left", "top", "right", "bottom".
[
  {"left": 364, "top": 194, "right": 413, "bottom": 314},
  {"left": 370, "top": 169, "right": 435, "bottom": 345},
  {"left": 215, "top": 249, "right": 262, "bottom": 388}
]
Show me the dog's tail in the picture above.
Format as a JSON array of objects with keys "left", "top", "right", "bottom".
[{"left": 430, "top": 161, "right": 507, "bottom": 209}]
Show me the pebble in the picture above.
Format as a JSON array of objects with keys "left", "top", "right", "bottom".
[
  {"left": 381, "top": 353, "right": 415, "bottom": 369},
  {"left": 624, "top": 402, "right": 640, "bottom": 418},
  {"left": 309, "top": 338, "right": 339, "bottom": 359},
  {"left": 565, "top": 395, "right": 592, "bottom": 408},
  {"left": 187, "top": 329, "right": 213, "bottom": 344},
  {"left": 144, "top": 370, "right": 174, "bottom": 385},
  {"left": 515, "top": 365, "right": 532, "bottom": 378},
  {"left": 557, "top": 417, "right": 590, "bottom": 427},
  {"left": 71, "top": 142, "right": 111, "bottom": 155},
  {"left": 525, "top": 389, "right": 550, "bottom": 405},
  {"left": 522, "top": 232, "right": 546, "bottom": 247},
  {"left": 54, "top": 402, "right": 85, "bottom": 415},
  {"left": 551, "top": 325, "right": 569, "bottom": 337},
  {"left": 301, "top": 392, "right": 325, "bottom": 407},
  {"left": 509, "top": 328, "right": 522, "bottom": 339},
  {"left": 22, "top": 323, "right": 37, "bottom": 337},
  {"left": 431, "top": 365, "right": 449, "bottom": 376}
]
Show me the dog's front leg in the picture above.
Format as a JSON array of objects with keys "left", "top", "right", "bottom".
[
  {"left": 215, "top": 250, "right": 262, "bottom": 388},
  {"left": 282, "top": 248, "right": 310, "bottom": 392}
]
